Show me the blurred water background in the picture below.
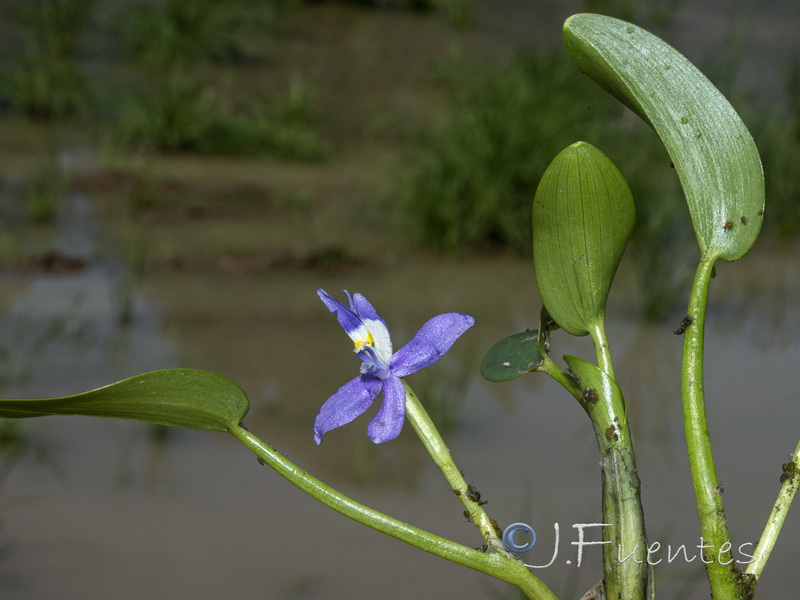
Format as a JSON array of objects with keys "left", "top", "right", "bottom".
[{"left": 0, "top": 0, "right": 798, "bottom": 598}]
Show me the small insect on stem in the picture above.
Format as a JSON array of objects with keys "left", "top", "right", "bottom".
[
  {"left": 542, "top": 317, "right": 555, "bottom": 354},
  {"left": 489, "top": 519, "right": 503, "bottom": 538},
  {"left": 723, "top": 221, "right": 735, "bottom": 231},
  {"left": 467, "top": 484, "right": 488, "bottom": 506},
  {"left": 780, "top": 461, "right": 798, "bottom": 484},
  {"left": 673, "top": 314, "right": 694, "bottom": 335},
  {"left": 582, "top": 387, "right": 599, "bottom": 404}
]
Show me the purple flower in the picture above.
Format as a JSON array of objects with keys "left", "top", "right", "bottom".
[{"left": 315, "top": 290, "right": 475, "bottom": 444}]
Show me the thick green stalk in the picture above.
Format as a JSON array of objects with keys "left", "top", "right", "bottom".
[
  {"left": 542, "top": 334, "right": 648, "bottom": 598},
  {"left": 746, "top": 439, "right": 800, "bottom": 582},
  {"left": 590, "top": 321, "right": 647, "bottom": 600},
  {"left": 229, "top": 425, "right": 558, "bottom": 600},
  {"left": 681, "top": 255, "right": 752, "bottom": 599}
]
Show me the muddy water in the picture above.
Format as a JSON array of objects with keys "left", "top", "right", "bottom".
[
  {"left": 1, "top": 1, "right": 799, "bottom": 599},
  {"left": 1, "top": 239, "right": 798, "bottom": 599}
]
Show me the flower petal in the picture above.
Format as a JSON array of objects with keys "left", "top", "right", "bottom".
[
  {"left": 319, "top": 289, "right": 393, "bottom": 364},
  {"left": 314, "top": 375, "right": 382, "bottom": 444},
  {"left": 318, "top": 289, "right": 363, "bottom": 336},
  {"left": 367, "top": 376, "right": 406, "bottom": 443},
  {"left": 390, "top": 313, "right": 475, "bottom": 377},
  {"left": 352, "top": 293, "right": 393, "bottom": 363}
]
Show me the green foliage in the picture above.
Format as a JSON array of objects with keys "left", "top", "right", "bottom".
[
  {"left": 532, "top": 142, "right": 635, "bottom": 337},
  {"left": 754, "top": 60, "right": 800, "bottom": 239},
  {"left": 118, "top": 71, "right": 215, "bottom": 152},
  {"left": 1, "top": 54, "right": 88, "bottom": 121},
  {"left": 5, "top": 0, "right": 97, "bottom": 59},
  {"left": 563, "top": 13, "right": 764, "bottom": 262},
  {"left": 123, "top": 0, "right": 247, "bottom": 67},
  {"left": 299, "top": 0, "right": 476, "bottom": 25},
  {"left": 400, "top": 51, "right": 615, "bottom": 253},
  {"left": 25, "top": 159, "right": 70, "bottom": 224},
  {"left": 0, "top": 0, "right": 95, "bottom": 120},
  {"left": 480, "top": 330, "right": 542, "bottom": 382},
  {"left": 118, "top": 71, "right": 327, "bottom": 159},
  {"left": 0, "top": 370, "right": 250, "bottom": 432}
]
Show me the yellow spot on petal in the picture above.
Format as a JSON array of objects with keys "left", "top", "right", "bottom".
[{"left": 353, "top": 331, "right": 375, "bottom": 353}]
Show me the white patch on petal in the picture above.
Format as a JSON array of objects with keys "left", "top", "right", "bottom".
[
  {"left": 346, "top": 318, "right": 393, "bottom": 366},
  {"left": 363, "top": 318, "right": 392, "bottom": 365}
]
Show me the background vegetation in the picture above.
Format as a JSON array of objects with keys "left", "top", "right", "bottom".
[{"left": 0, "top": 0, "right": 796, "bottom": 316}]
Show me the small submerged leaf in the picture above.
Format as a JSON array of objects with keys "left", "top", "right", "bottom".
[
  {"left": 563, "top": 13, "right": 764, "bottom": 261},
  {"left": 563, "top": 355, "right": 626, "bottom": 427},
  {"left": 0, "top": 369, "right": 249, "bottom": 432},
  {"left": 480, "top": 330, "right": 542, "bottom": 382},
  {"left": 532, "top": 141, "right": 635, "bottom": 336},
  {"left": 563, "top": 355, "right": 621, "bottom": 407}
]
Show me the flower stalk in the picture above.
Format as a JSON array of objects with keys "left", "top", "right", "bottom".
[
  {"left": 229, "top": 424, "right": 557, "bottom": 600},
  {"left": 402, "top": 381, "right": 506, "bottom": 553}
]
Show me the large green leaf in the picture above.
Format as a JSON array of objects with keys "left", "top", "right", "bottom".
[
  {"left": 0, "top": 369, "right": 249, "bottom": 432},
  {"left": 563, "top": 13, "right": 764, "bottom": 262},
  {"left": 532, "top": 141, "right": 635, "bottom": 336}
]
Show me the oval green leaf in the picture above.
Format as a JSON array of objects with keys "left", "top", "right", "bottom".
[
  {"left": 480, "top": 330, "right": 542, "bottom": 382},
  {"left": 563, "top": 13, "right": 764, "bottom": 262},
  {"left": 0, "top": 369, "right": 249, "bottom": 432},
  {"left": 532, "top": 141, "right": 635, "bottom": 336}
]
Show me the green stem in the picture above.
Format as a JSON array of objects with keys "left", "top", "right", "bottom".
[
  {"left": 681, "top": 255, "right": 751, "bottom": 598},
  {"left": 589, "top": 320, "right": 616, "bottom": 381},
  {"left": 402, "top": 381, "right": 503, "bottom": 553},
  {"left": 746, "top": 439, "right": 800, "bottom": 582},
  {"left": 588, "top": 337, "right": 648, "bottom": 600},
  {"left": 229, "top": 425, "right": 558, "bottom": 600},
  {"left": 543, "top": 348, "right": 648, "bottom": 598}
]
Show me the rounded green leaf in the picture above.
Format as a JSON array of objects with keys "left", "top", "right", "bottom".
[
  {"left": 480, "top": 330, "right": 542, "bottom": 382},
  {"left": 532, "top": 141, "right": 635, "bottom": 336},
  {"left": 563, "top": 13, "right": 764, "bottom": 262},
  {"left": 0, "top": 369, "right": 249, "bottom": 432}
]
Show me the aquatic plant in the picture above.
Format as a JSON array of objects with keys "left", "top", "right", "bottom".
[
  {"left": 122, "top": 0, "right": 246, "bottom": 67},
  {"left": 315, "top": 289, "right": 474, "bottom": 443},
  {"left": 400, "top": 50, "right": 616, "bottom": 254},
  {"left": 0, "top": 0, "right": 95, "bottom": 120},
  {"left": 298, "top": 0, "right": 475, "bottom": 25},
  {"left": 1, "top": 54, "right": 88, "bottom": 121},
  {"left": 117, "top": 69, "right": 326, "bottom": 159},
  {"left": 1, "top": 14, "right": 796, "bottom": 600},
  {"left": 117, "top": 70, "right": 214, "bottom": 153},
  {"left": 24, "top": 157, "right": 70, "bottom": 224}
]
